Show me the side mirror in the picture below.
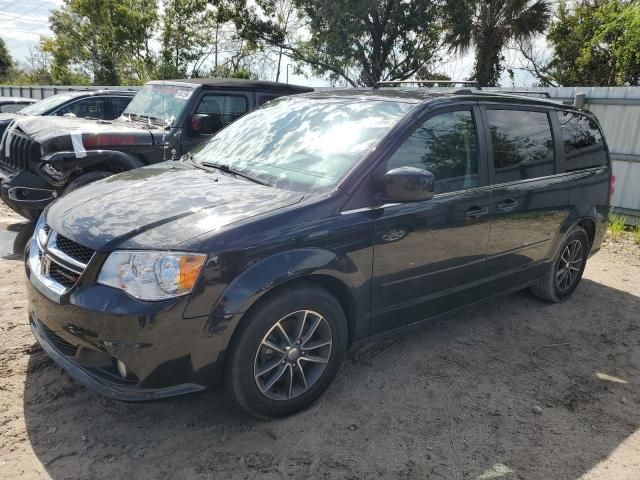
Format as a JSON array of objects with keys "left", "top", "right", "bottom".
[
  {"left": 190, "top": 114, "right": 222, "bottom": 135},
  {"left": 383, "top": 166, "right": 435, "bottom": 203},
  {"left": 62, "top": 112, "right": 77, "bottom": 118}
]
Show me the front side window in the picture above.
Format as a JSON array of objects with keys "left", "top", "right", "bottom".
[
  {"left": 56, "top": 98, "right": 106, "bottom": 119},
  {"left": 387, "top": 110, "right": 479, "bottom": 194},
  {"left": 192, "top": 96, "right": 414, "bottom": 192},
  {"left": 258, "top": 94, "right": 280, "bottom": 106},
  {"left": 558, "top": 110, "right": 607, "bottom": 168},
  {"left": 195, "top": 94, "right": 248, "bottom": 132},
  {"left": 487, "top": 109, "right": 554, "bottom": 183}
]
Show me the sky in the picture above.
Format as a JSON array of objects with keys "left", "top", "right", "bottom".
[{"left": 0, "top": 0, "right": 538, "bottom": 87}]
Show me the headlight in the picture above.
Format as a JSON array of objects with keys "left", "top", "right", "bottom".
[
  {"left": 34, "top": 213, "right": 48, "bottom": 248},
  {"left": 98, "top": 251, "right": 206, "bottom": 300}
]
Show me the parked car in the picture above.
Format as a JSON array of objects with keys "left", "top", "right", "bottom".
[
  {"left": 0, "top": 90, "right": 135, "bottom": 140},
  {"left": 0, "top": 79, "right": 313, "bottom": 220},
  {"left": 25, "top": 88, "right": 611, "bottom": 417},
  {"left": 0, "top": 96, "right": 37, "bottom": 114}
]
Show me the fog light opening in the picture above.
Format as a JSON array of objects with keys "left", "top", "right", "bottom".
[{"left": 117, "top": 359, "right": 128, "bottom": 379}]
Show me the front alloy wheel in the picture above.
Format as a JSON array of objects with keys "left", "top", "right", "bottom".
[
  {"left": 227, "top": 283, "right": 347, "bottom": 418},
  {"left": 254, "top": 310, "right": 332, "bottom": 400}
]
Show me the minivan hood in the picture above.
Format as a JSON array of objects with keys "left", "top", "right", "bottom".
[{"left": 45, "top": 161, "right": 304, "bottom": 251}]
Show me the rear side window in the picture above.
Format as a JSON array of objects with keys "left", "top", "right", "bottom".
[
  {"left": 487, "top": 109, "right": 555, "bottom": 183},
  {"left": 558, "top": 110, "right": 607, "bottom": 169},
  {"left": 387, "top": 109, "right": 479, "bottom": 194}
]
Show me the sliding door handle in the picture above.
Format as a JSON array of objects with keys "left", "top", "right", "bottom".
[
  {"left": 497, "top": 198, "right": 519, "bottom": 212},
  {"left": 465, "top": 206, "right": 489, "bottom": 219}
]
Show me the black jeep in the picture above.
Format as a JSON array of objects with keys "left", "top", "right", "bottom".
[{"left": 0, "top": 79, "right": 313, "bottom": 220}]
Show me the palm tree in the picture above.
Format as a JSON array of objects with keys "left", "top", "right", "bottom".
[{"left": 444, "top": 0, "right": 551, "bottom": 86}]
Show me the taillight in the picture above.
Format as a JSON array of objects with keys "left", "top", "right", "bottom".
[{"left": 609, "top": 175, "right": 615, "bottom": 204}]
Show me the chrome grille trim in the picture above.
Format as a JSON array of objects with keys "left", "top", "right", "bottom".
[
  {"left": 48, "top": 231, "right": 90, "bottom": 271},
  {"left": 29, "top": 223, "right": 96, "bottom": 295}
]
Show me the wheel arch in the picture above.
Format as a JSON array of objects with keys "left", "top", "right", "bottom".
[{"left": 228, "top": 274, "right": 359, "bottom": 350}]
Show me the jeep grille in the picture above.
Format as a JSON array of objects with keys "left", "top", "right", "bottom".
[{"left": 0, "top": 127, "right": 41, "bottom": 171}]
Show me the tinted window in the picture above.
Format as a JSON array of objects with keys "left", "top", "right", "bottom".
[
  {"left": 192, "top": 96, "right": 413, "bottom": 192},
  {"left": 196, "top": 95, "right": 248, "bottom": 126},
  {"left": 387, "top": 110, "right": 478, "bottom": 193},
  {"left": 0, "top": 103, "right": 28, "bottom": 113},
  {"left": 558, "top": 110, "right": 607, "bottom": 168},
  {"left": 258, "top": 95, "right": 280, "bottom": 105},
  {"left": 56, "top": 98, "right": 107, "bottom": 119},
  {"left": 487, "top": 109, "right": 554, "bottom": 183},
  {"left": 111, "top": 96, "right": 133, "bottom": 118},
  {"left": 20, "top": 93, "right": 77, "bottom": 115}
]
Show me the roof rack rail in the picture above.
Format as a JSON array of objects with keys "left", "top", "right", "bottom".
[
  {"left": 373, "top": 80, "right": 480, "bottom": 89},
  {"left": 486, "top": 90, "right": 551, "bottom": 98}
]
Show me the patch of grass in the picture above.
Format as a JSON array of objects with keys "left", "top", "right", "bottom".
[
  {"left": 608, "top": 213, "right": 626, "bottom": 240},
  {"left": 633, "top": 224, "right": 640, "bottom": 245}
]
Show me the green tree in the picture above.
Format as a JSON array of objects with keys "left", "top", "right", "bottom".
[
  {"left": 44, "top": 0, "right": 158, "bottom": 85},
  {"left": 544, "top": 1, "right": 640, "bottom": 86},
  {"left": 161, "top": 0, "right": 262, "bottom": 79},
  {"left": 0, "top": 37, "right": 14, "bottom": 81},
  {"left": 444, "top": 0, "right": 551, "bottom": 86},
  {"left": 231, "top": 0, "right": 445, "bottom": 86}
]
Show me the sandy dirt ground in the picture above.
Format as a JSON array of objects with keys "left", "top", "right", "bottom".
[{"left": 1, "top": 201, "right": 639, "bottom": 480}]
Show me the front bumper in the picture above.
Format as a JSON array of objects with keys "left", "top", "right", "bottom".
[
  {"left": 26, "top": 258, "right": 229, "bottom": 401},
  {"left": 0, "top": 166, "right": 56, "bottom": 219}
]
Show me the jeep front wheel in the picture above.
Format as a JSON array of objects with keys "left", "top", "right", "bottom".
[{"left": 63, "top": 171, "right": 114, "bottom": 194}]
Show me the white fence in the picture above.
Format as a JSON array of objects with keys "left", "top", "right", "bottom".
[{"left": 1, "top": 84, "right": 639, "bottom": 218}]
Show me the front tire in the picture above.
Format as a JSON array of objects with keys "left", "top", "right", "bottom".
[
  {"left": 63, "top": 171, "right": 114, "bottom": 194},
  {"left": 227, "top": 283, "right": 347, "bottom": 418},
  {"left": 530, "top": 226, "right": 589, "bottom": 302}
]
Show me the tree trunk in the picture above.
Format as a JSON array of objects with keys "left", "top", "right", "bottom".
[{"left": 275, "top": 47, "right": 283, "bottom": 82}]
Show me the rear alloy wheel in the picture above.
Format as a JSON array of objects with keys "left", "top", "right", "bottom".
[
  {"left": 530, "top": 226, "right": 589, "bottom": 302},
  {"left": 555, "top": 240, "right": 584, "bottom": 292},
  {"left": 227, "top": 284, "right": 347, "bottom": 418}
]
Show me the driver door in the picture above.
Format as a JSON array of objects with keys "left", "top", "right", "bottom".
[{"left": 370, "top": 105, "right": 492, "bottom": 334}]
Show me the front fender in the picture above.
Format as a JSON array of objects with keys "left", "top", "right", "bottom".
[
  {"left": 40, "top": 150, "right": 144, "bottom": 185},
  {"left": 193, "top": 246, "right": 369, "bottom": 362},
  {"left": 218, "top": 247, "right": 359, "bottom": 315}
]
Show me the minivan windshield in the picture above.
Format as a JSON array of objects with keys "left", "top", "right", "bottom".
[
  {"left": 122, "top": 83, "right": 194, "bottom": 125},
  {"left": 19, "top": 93, "right": 78, "bottom": 115},
  {"left": 191, "top": 96, "right": 414, "bottom": 192}
]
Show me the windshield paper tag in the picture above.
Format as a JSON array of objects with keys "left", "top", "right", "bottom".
[
  {"left": 70, "top": 132, "right": 87, "bottom": 159},
  {"left": 175, "top": 90, "right": 192, "bottom": 100}
]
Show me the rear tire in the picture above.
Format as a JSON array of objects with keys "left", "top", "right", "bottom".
[
  {"left": 530, "top": 226, "right": 589, "bottom": 302},
  {"left": 227, "top": 283, "right": 347, "bottom": 418},
  {"left": 63, "top": 171, "right": 114, "bottom": 194}
]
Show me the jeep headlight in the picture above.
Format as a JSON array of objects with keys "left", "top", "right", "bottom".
[{"left": 98, "top": 251, "right": 206, "bottom": 300}]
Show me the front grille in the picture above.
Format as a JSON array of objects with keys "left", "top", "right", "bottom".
[
  {"left": 49, "top": 262, "right": 80, "bottom": 289},
  {"left": 0, "top": 127, "right": 41, "bottom": 171},
  {"left": 39, "top": 322, "right": 78, "bottom": 357},
  {"left": 55, "top": 233, "right": 95, "bottom": 265}
]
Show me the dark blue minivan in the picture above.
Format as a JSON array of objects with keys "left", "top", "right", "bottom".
[{"left": 25, "top": 88, "right": 611, "bottom": 417}]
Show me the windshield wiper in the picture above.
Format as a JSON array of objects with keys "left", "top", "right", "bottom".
[{"left": 201, "top": 161, "right": 270, "bottom": 186}]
